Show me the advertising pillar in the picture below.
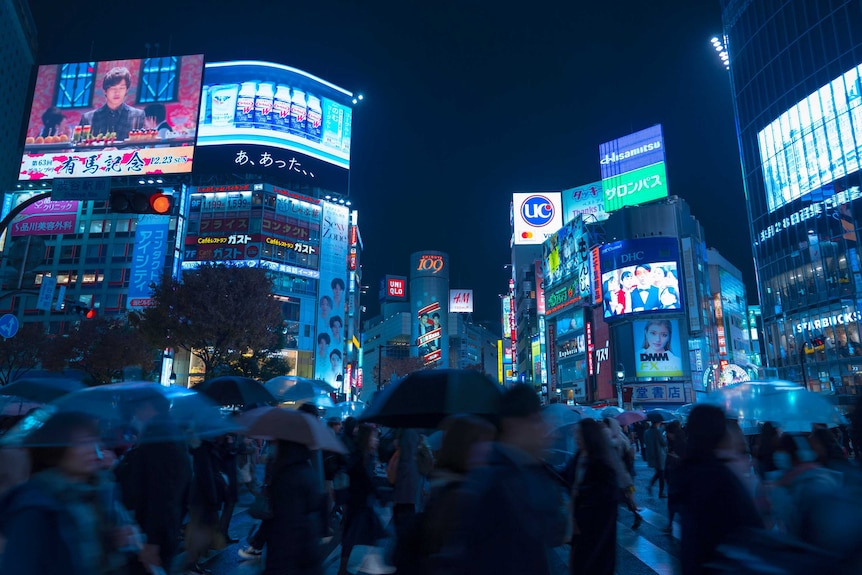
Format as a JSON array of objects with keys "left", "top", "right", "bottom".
[
  {"left": 410, "top": 251, "right": 449, "bottom": 367},
  {"left": 315, "top": 201, "right": 350, "bottom": 389}
]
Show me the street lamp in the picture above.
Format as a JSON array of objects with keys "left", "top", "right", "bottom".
[
  {"left": 169, "top": 372, "right": 177, "bottom": 386},
  {"left": 615, "top": 363, "right": 626, "bottom": 408},
  {"left": 710, "top": 36, "right": 730, "bottom": 70}
]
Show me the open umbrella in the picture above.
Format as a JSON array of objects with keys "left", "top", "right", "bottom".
[
  {"left": 571, "top": 405, "right": 601, "bottom": 420},
  {"left": 325, "top": 401, "right": 366, "bottom": 421},
  {"left": 616, "top": 410, "right": 647, "bottom": 426},
  {"left": 265, "top": 376, "right": 336, "bottom": 403},
  {"left": 1, "top": 382, "right": 239, "bottom": 447},
  {"left": 1, "top": 378, "right": 85, "bottom": 403},
  {"left": 703, "top": 380, "right": 846, "bottom": 432},
  {"left": 194, "top": 376, "right": 276, "bottom": 406},
  {"left": 359, "top": 369, "right": 504, "bottom": 428},
  {"left": 542, "top": 403, "right": 583, "bottom": 433},
  {"left": 236, "top": 406, "right": 347, "bottom": 454},
  {"left": 601, "top": 406, "right": 624, "bottom": 419},
  {"left": 646, "top": 408, "right": 678, "bottom": 423},
  {"left": 674, "top": 403, "right": 697, "bottom": 424},
  {"left": 280, "top": 394, "right": 336, "bottom": 411}
]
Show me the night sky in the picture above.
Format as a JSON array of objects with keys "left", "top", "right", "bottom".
[{"left": 28, "top": 0, "right": 750, "bottom": 326}]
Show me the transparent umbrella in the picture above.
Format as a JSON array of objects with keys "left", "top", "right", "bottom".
[
  {"left": 703, "top": 380, "right": 846, "bottom": 432},
  {"left": 0, "top": 382, "right": 239, "bottom": 447},
  {"left": 325, "top": 401, "right": 366, "bottom": 421},
  {"left": 265, "top": 376, "right": 336, "bottom": 403}
]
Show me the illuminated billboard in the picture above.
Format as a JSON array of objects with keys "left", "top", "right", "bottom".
[
  {"left": 20, "top": 55, "right": 203, "bottom": 180},
  {"left": 379, "top": 275, "right": 407, "bottom": 302},
  {"left": 542, "top": 216, "right": 590, "bottom": 295},
  {"left": 449, "top": 289, "right": 473, "bottom": 313},
  {"left": 758, "top": 64, "right": 862, "bottom": 213},
  {"left": 197, "top": 61, "right": 353, "bottom": 170},
  {"left": 314, "top": 202, "right": 350, "bottom": 386},
  {"left": 512, "top": 192, "right": 563, "bottom": 245},
  {"left": 562, "top": 181, "right": 608, "bottom": 223},
  {"left": 633, "top": 319, "right": 684, "bottom": 378},
  {"left": 600, "top": 237, "right": 681, "bottom": 319},
  {"left": 599, "top": 124, "right": 668, "bottom": 212}
]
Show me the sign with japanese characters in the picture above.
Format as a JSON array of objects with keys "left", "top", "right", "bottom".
[
  {"left": 9, "top": 196, "right": 79, "bottom": 237},
  {"left": 20, "top": 55, "right": 204, "bottom": 181},
  {"left": 198, "top": 61, "right": 353, "bottom": 170},
  {"left": 128, "top": 215, "right": 170, "bottom": 309},
  {"left": 315, "top": 202, "right": 350, "bottom": 387},
  {"left": 449, "top": 289, "right": 474, "bottom": 313},
  {"left": 51, "top": 178, "right": 112, "bottom": 201},
  {"left": 562, "top": 181, "right": 608, "bottom": 223},
  {"left": 542, "top": 215, "right": 590, "bottom": 295},
  {"left": 630, "top": 383, "right": 686, "bottom": 403},
  {"left": 600, "top": 124, "right": 669, "bottom": 212}
]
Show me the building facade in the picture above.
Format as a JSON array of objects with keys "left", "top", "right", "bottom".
[
  {"left": 722, "top": 0, "right": 862, "bottom": 394},
  {"left": 0, "top": 0, "right": 36, "bottom": 190}
]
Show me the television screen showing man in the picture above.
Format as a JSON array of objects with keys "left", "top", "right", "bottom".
[{"left": 79, "top": 67, "right": 145, "bottom": 141}]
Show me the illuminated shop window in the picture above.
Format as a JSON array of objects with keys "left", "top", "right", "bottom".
[
  {"left": 138, "top": 57, "right": 179, "bottom": 103},
  {"left": 55, "top": 62, "right": 96, "bottom": 108}
]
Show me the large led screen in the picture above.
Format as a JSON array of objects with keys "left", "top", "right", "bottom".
[
  {"left": 599, "top": 124, "right": 668, "bottom": 213},
  {"left": 758, "top": 64, "right": 862, "bottom": 213},
  {"left": 315, "top": 203, "right": 350, "bottom": 387},
  {"left": 20, "top": 55, "right": 203, "bottom": 180},
  {"left": 633, "top": 319, "right": 684, "bottom": 378},
  {"left": 600, "top": 237, "right": 681, "bottom": 319},
  {"left": 198, "top": 61, "right": 353, "bottom": 170},
  {"left": 542, "top": 215, "right": 590, "bottom": 293}
]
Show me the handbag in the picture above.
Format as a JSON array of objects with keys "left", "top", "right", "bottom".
[{"left": 249, "top": 490, "right": 273, "bottom": 520}]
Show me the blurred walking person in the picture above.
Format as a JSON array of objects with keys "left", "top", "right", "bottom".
[
  {"left": 433, "top": 385, "right": 568, "bottom": 575},
  {"left": 263, "top": 440, "right": 325, "bottom": 575},
  {"left": 664, "top": 420, "right": 687, "bottom": 532},
  {"left": 0, "top": 412, "right": 145, "bottom": 575},
  {"left": 564, "top": 418, "right": 619, "bottom": 575},
  {"left": 675, "top": 405, "right": 763, "bottom": 575},
  {"left": 604, "top": 417, "right": 642, "bottom": 529},
  {"left": 338, "top": 423, "right": 386, "bottom": 575},
  {"left": 645, "top": 420, "right": 668, "bottom": 497}
]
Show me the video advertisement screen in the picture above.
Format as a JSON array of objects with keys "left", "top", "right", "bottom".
[
  {"left": 600, "top": 238, "right": 682, "bottom": 319},
  {"left": 19, "top": 55, "right": 204, "bottom": 180}
]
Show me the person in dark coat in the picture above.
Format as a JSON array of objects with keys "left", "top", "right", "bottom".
[
  {"left": 665, "top": 420, "right": 687, "bottom": 532},
  {"left": 433, "top": 385, "right": 568, "bottom": 575},
  {"left": 264, "top": 440, "right": 325, "bottom": 575},
  {"left": 184, "top": 438, "right": 225, "bottom": 573},
  {"left": 563, "top": 418, "right": 619, "bottom": 575},
  {"left": 215, "top": 434, "right": 240, "bottom": 543},
  {"left": 645, "top": 420, "right": 668, "bottom": 497},
  {"left": 675, "top": 405, "right": 764, "bottom": 575},
  {"left": 338, "top": 423, "right": 386, "bottom": 575},
  {"left": 392, "top": 428, "right": 423, "bottom": 530},
  {"left": 115, "top": 397, "right": 191, "bottom": 574}
]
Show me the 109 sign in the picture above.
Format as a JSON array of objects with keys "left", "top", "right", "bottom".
[{"left": 416, "top": 255, "right": 445, "bottom": 273}]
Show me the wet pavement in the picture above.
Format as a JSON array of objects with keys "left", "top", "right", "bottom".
[{"left": 200, "top": 455, "right": 681, "bottom": 575}]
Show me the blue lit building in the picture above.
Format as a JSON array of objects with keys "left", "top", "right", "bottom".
[{"left": 721, "top": 0, "right": 862, "bottom": 394}]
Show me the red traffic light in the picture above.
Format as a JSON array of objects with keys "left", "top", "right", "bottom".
[
  {"left": 85, "top": 308, "right": 97, "bottom": 319},
  {"left": 149, "top": 192, "right": 172, "bottom": 214}
]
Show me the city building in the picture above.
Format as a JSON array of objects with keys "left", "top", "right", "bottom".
[
  {"left": 721, "top": 0, "right": 862, "bottom": 394},
  {"left": 707, "top": 247, "right": 757, "bottom": 385},
  {"left": 0, "top": 0, "right": 37, "bottom": 190},
  {"left": 2, "top": 56, "right": 360, "bottom": 392}
]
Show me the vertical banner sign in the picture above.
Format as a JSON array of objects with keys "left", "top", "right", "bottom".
[
  {"left": 128, "top": 215, "right": 171, "bottom": 309},
  {"left": 411, "top": 251, "right": 449, "bottom": 367},
  {"left": 548, "top": 321, "right": 557, "bottom": 389},
  {"left": 315, "top": 202, "right": 350, "bottom": 387},
  {"left": 534, "top": 260, "right": 546, "bottom": 316},
  {"left": 502, "top": 296, "right": 512, "bottom": 339},
  {"left": 586, "top": 321, "right": 594, "bottom": 377},
  {"left": 681, "top": 237, "right": 701, "bottom": 332},
  {"left": 590, "top": 246, "right": 603, "bottom": 305},
  {"left": 36, "top": 276, "right": 57, "bottom": 311}
]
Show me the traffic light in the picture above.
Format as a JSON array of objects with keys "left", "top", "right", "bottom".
[
  {"left": 109, "top": 189, "right": 174, "bottom": 215},
  {"left": 71, "top": 304, "right": 97, "bottom": 319}
]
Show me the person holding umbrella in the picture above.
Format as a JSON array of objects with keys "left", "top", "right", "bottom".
[{"left": 0, "top": 412, "right": 146, "bottom": 574}]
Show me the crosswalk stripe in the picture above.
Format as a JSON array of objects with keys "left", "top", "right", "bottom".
[
  {"left": 637, "top": 508, "right": 681, "bottom": 539},
  {"left": 617, "top": 519, "right": 680, "bottom": 575}
]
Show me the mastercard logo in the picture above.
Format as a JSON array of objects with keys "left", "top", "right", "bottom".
[{"left": 521, "top": 231, "right": 534, "bottom": 239}]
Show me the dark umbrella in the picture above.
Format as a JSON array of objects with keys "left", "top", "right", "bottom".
[
  {"left": 264, "top": 376, "right": 336, "bottom": 403},
  {"left": 1, "top": 378, "right": 85, "bottom": 403},
  {"left": 646, "top": 408, "right": 678, "bottom": 423},
  {"left": 0, "top": 381, "right": 239, "bottom": 447},
  {"left": 236, "top": 406, "right": 347, "bottom": 454},
  {"left": 359, "top": 369, "right": 504, "bottom": 428},
  {"left": 194, "top": 375, "right": 276, "bottom": 406}
]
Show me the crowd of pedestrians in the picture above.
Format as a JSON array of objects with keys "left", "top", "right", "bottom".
[{"left": 4, "top": 385, "right": 862, "bottom": 574}]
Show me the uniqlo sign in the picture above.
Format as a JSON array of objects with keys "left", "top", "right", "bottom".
[{"left": 387, "top": 277, "right": 405, "bottom": 298}]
